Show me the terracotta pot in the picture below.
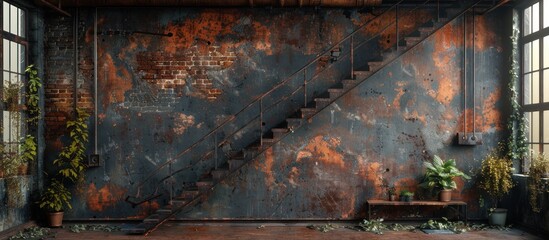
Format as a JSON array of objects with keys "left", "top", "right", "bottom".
[
  {"left": 0, "top": 169, "right": 4, "bottom": 178},
  {"left": 439, "top": 189, "right": 452, "bottom": 202},
  {"left": 47, "top": 211, "right": 64, "bottom": 227}
]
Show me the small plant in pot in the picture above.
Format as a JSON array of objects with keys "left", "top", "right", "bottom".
[
  {"left": 400, "top": 190, "right": 414, "bottom": 202},
  {"left": 38, "top": 179, "right": 72, "bottom": 227},
  {"left": 387, "top": 186, "right": 397, "bottom": 201},
  {"left": 527, "top": 152, "right": 549, "bottom": 213},
  {"left": 420, "top": 155, "right": 471, "bottom": 202},
  {"left": 478, "top": 149, "right": 514, "bottom": 226}
]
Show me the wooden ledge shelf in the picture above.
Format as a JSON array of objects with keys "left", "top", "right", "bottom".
[{"left": 366, "top": 199, "right": 467, "bottom": 222}]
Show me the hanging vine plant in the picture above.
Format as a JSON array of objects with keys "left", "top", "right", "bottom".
[
  {"left": 25, "top": 64, "right": 42, "bottom": 126},
  {"left": 507, "top": 15, "right": 528, "bottom": 165}
]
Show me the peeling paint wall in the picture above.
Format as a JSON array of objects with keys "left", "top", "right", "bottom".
[{"left": 43, "top": 6, "right": 513, "bottom": 221}]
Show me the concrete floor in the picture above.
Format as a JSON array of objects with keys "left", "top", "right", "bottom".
[{"left": 5, "top": 222, "right": 543, "bottom": 240}]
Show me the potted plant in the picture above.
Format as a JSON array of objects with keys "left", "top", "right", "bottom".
[
  {"left": 2, "top": 82, "right": 22, "bottom": 111},
  {"left": 527, "top": 152, "right": 549, "bottom": 213},
  {"left": 387, "top": 185, "right": 397, "bottom": 201},
  {"left": 400, "top": 190, "right": 414, "bottom": 202},
  {"left": 38, "top": 108, "right": 89, "bottom": 227},
  {"left": 420, "top": 155, "right": 471, "bottom": 202},
  {"left": 479, "top": 150, "right": 514, "bottom": 226},
  {"left": 38, "top": 179, "right": 72, "bottom": 227}
]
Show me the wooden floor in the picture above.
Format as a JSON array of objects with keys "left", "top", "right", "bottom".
[{"left": 22, "top": 222, "right": 543, "bottom": 240}]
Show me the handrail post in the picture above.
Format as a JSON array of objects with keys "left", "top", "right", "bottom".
[
  {"left": 396, "top": 4, "right": 399, "bottom": 52},
  {"left": 259, "top": 98, "right": 263, "bottom": 146},
  {"left": 303, "top": 69, "right": 307, "bottom": 106},
  {"left": 168, "top": 162, "right": 173, "bottom": 202},
  {"left": 214, "top": 133, "right": 218, "bottom": 170},
  {"left": 350, "top": 36, "right": 354, "bottom": 79}
]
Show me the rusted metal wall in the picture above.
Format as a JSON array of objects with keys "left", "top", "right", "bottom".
[{"left": 42, "top": 6, "right": 512, "bottom": 220}]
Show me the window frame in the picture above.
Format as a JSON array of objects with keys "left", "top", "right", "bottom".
[{"left": 1, "top": 0, "right": 29, "bottom": 153}]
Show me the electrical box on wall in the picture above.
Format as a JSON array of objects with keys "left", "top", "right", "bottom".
[
  {"left": 457, "top": 132, "right": 483, "bottom": 146},
  {"left": 87, "top": 154, "right": 101, "bottom": 167}
]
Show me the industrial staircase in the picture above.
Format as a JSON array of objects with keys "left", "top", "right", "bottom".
[{"left": 123, "top": 0, "right": 487, "bottom": 235}]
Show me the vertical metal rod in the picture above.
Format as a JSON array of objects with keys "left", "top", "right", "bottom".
[
  {"left": 350, "top": 36, "right": 354, "bottom": 79},
  {"left": 396, "top": 4, "right": 399, "bottom": 52},
  {"left": 437, "top": 0, "right": 440, "bottom": 22},
  {"left": 463, "top": 12, "right": 467, "bottom": 137},
  {"left": 472, "top": 10, "right": 476, "bottom": 137},
  {"left": 303, "top": 69, "right": 307, "bottom": 106},
  {"left": 214, "top": 133, "right": 218, "bottom": 169},
  {"left": 94, "top": 8, "right": 98, "bottom": 154},
  {"left": 259, "top": 98, "right": 263, "bottom": 146},
  {"left": 74, "top": 9, "right": 78, "bottom": 113}
]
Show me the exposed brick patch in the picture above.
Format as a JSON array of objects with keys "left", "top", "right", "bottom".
[
  {"left": 44, "top": 15, "right": 94, "bottom": 142},
  {"left": 136, "top": 45, "right": 236, "bottom": 100}
]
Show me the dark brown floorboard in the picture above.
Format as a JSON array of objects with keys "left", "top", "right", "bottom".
[{"left": 25, "top": 222, "right": 543, "bottom": 240}]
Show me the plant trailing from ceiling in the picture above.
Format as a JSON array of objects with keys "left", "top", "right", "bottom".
[
  {"left": 507, "top": 13, "right": 528, "bottom": 165},
  {"left": 53, "top": 108, "right": 90, "bottom": 182},
  {"left": 25, "top": 64, "right": 42, "bottom": 125},
  {"left": 478, "top": 145, "right": 514, "bottom": 209}
]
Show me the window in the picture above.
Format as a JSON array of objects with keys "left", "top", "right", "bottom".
[{"left": 1, "top": 1, "right": 27, "bottom": 157}]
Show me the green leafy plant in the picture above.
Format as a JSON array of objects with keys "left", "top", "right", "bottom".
[
  {"left": 387, "top": 185, "right": 396, "bottom": 196},
  {"left": 20, "top": 135, "right": 37, "bottom": 164},
  {"left": 527, "top": 152, "right": 549, "bottom": 212},
  {"left": 355, "top": 218, "right": 388, "bottom": 235},
  {"left": 400, "top": 190, "right": 414, "bottom": 197},
  {"left": 2, "top": 82, "right": 22, "bottom": 111},
  {"left": 8, "top": 226, "right": 52, "bottom": 240},
  {"left": 420, "top": 217, "right": 468, "bottom": 234},
  {"left": 420, "top": 155, "right": 471, "bottom": 191},
  {"left": 478, "top": 148, "right": 514, "bottom": 209},
  {"left": 53, "top": 108, "right": 90, "bottom": 182},
  {"left": 25, "top": 64, "right": 42, "bottom": 125},
  {"left": 67, "top": 224, "right": 121, "bottom": 233},
  {"left": 307, "top": 223, "right": 341, "bottom": 233},
  {"left": 38, "top": 179, "right": 72, "bottom": 212}
]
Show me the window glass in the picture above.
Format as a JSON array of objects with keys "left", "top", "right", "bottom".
[
  {"left": 525, "top": 41, "right": 532, "bottom": 73},
  {"left": 534, "top": 2, "right": 540, "bottom": 33},
  {"left": 533, "top": 40, "right": 540, "bottom": 71},
  {"left": 544, "top": 70, "right": 549, "bottom": 102},
  {"left": 525, "top": 6, "right": 532, "bottom": 36},
  {"left": 2, "top": 2, "right": 8, "bottom": 32},
  {"left": 545, "top": 0, "right": 549, "bottom": 28},
  {"left": 525, "top": 73, "right": 532, "bottom": 105},
  {"left": 533, "top": 111, "right": 540, "bottom": 142},
  {"left": 533, "top": 71, "right": 540, "bottom": 104},
  {"left": 544, "top": 111, "right": 549, "bottom": 142},
  {"left": 544, "top": 36, "right": 549, "bottom": 68}
]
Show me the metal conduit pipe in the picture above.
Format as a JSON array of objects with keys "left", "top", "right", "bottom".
[{"left": 57, "top": 0, "right": 382, "bottom": 7}]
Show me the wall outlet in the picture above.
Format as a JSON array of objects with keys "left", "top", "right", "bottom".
[
  {"left": 88, "top": 154, "right": 101, "bottom": 167},
  {"left": 457, "top": 132, "right": 483, "bottom": 146}
]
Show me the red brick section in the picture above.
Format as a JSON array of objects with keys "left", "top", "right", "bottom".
[
  {"left": 44, "top": 16, "right": 94, "bottom": 143},
  {"left": 136, "top": 45, "right": 236, "bottom": 100}
]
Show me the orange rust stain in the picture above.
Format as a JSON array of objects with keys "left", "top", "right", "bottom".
[
  {"left": 127, "top": 201, "right": 160, "bottom": 219},
  {"left": 86, "top": 183, "right": 127, "bottom": 212},
  {"left": 173, "top": 113, "right": 196, "bottom": 135},
  {"left": 431, "top": 22, "right": 461, "bottom": 106},
  {"left": 363, "top": 162, "right": 384, "bottom": 197},
  {"left": 299, "top": 135, "right": 345, "bottom": 168},
  {"left": 472, "top": 16, "right": 498, "bottom": 51},
  {"left": 482, "top": 88, "right": 503, "bottom": 131},
  {"left": 288, "top": 166, "right": 299, "bottom": 187},
  {"left": 403, "top": 110, "right": 426, "bottom": 125},
  {"left": 392, "top": 87, "right": 406, "bottom": 110},
  {"left": 99, "top": 53, "right": 133, "bottom": 109},
  {"left": 261, "top": 147, "right": 276, "bottom": 187},
  {"left": 394, "top": 178, "right": 418, "bottom": 193}
]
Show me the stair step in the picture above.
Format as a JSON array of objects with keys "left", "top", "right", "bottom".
[
  {"left": 286, "top": 117, "right": 304, "bottom": 129},
  {"left": 180, "top": 188, "right": 200, "bottom": 199},
  {"left": 418, "top": 26, "right": 435, "bottom": 34},
  {"left": 367, "top": 61, "right": 383, "bottom": 71},
  {"left": 211, "top": 166, "right": 230, "bottom": 180},
  {"left": 353, "top": 70, "right": 370, "bottom": 79},
  {"left": 300, "top": 107, "right": 316, "bottom": 118},
  {"left": 143, "top": 214, "right": 161, "bottom": 223},
  {"left": 122, "top": 225, "right": 147, "bottom": 234},
  {"left": 262, "top": 137, "right": 277, "bottom": 144},
  {"left": 405, "top": 36, "right": 422, "bottom": 46},
  {"left": 156, "top": 207, "right": 172, "bottom": 214},
  {"left": 341, "top": 79, "right": 357, "bottom": 89},
  {"left": 196, "top": 179, "right": 214, "bottom": 191},
  {"left": 170, "top": 198, "right": 188, "bottom": 206},
  {"left": 228, "top": 159, "right": 246, "bottom": 171},
  {"left": 314, "top": 97, "right": 331, "bottom": 109},
  {"left": 271, "top": 128, "right": 289, "bottom": 138},
  {"left": 328, "top": 88, "right": 345, "bottom": 99}
]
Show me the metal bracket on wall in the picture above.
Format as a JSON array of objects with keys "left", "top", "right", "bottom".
[
  {"left": 87, "top": 154, "right": 101, "bottom": 167},
  {"left": 457, "top": 132, "right": 483, "bottom": 145}
]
